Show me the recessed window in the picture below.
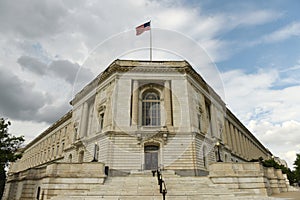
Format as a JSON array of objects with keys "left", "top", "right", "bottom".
[
  {"left": 203, "top": 146, "right": 208, "bottom": 168},
  {"left": 78, "top": 151, "right": 84, "bottom": 163},
  {"left": 99, "top": 113, "right": 104, "bottom": 130},
  {"left": 197, "top": 113, "right": 201, "bottom": 131},
  {"left": 142, "top": 91, "right": 160, "bottom": 126}
]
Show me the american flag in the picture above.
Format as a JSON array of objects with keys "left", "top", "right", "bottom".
[{"left": 135, "top": 21, "right": 151, "bottom": 36}]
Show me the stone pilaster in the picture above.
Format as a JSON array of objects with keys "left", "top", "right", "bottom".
[
  {"left": 246, "top": 138, "right": 251, "bottom": 159},
  {"left": 164, "top": 80, "right": 172, "bottom": 126},
  {"left": 132, "top": 80, "right": 139, "bottom": 126},
  {"left": 239, "top": 132, "right": 245, "bottom": 157},
  {"left": 80, "top": 102, "right": 89, "bottom": 138},
  {"left": 230, "top": 124, "right": 237, "bottom": 154},
  {"left": 235, "top": 128, "right": 241, "bottom": 155},
  {"left": 225, "top": 120, "right": 231, "bottom": 147}
]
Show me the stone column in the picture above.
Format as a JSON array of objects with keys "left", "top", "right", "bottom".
[
  {"left": 80, "top": 102, "right": 89, "bottom": 138},
  {"left": 226, "top": 121, "right": 232, "bottom": 148},
  {"left": 235, "top": 128, "right": 241, "bottom": 155},
  {"left": 244, "top": 135, "right": 249, "bottom": 159},
  {"left": 230, "top": 123, "right": 236, "bottom": 153},
  {"left": 238, "top": 131, "right": 244, "bottom": 157},
  {"left": 241, "top": 135, "right": 246, "bottom": 159},
  {"left": 164, "top": 80, "right": 172, "bottom": 126},
  {"left": 132, "top": 80, "right": 139, "bottom": 126},
  {"left": 222, "top": 123, "right": 228, "bottom": 146},
  {"left": 247, "top": 138, "right": 251, "bottom": 159},
  {"left": 235, "top": 128, "right": 243, "bottom": 155},
  {"left": 245, "top": 138, "right": 249, "bottom": 159},
  {"left": 224, "top": 120, "right": 229, "bottom": 146},
  {"left": 248, "top": 140, "right": 252, "bottom": 159},
  {"left": 242, "top": 134, "right": 247, "bottom": 158},
  {"left": 250, "top": 141, "right": 254, "bottom": 159}
]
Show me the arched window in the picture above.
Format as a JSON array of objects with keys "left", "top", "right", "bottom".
[{"left": 142, "top": 91, "right": 160, "bottom": 126}]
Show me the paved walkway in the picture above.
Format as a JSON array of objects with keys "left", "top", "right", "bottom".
[{"left": 271, "top": 191, "right": 300, "bottom": 199}]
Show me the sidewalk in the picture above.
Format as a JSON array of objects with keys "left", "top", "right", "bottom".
[{"left": 271, "top": 191, "right": 300, "bottom": 199}]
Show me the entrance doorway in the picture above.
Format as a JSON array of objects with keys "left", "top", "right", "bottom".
[{"left": 144, "top": 145, "right": 159, "bottom": 170}]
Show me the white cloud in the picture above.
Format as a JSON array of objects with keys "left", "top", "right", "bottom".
[
  {"left": 263, "top": 22, "right": 300, "bottom": 43},
  {"left": 0, "top": 0, "right": 67, "bottom": 38},
  {"left": 222, "top": 68, "right": 300, "bottom": 168},
  {"left": 0, "top": 0, "right": 298, "bottom": 168},
  {"left": 248, "top": 120, "right": 300, "bottom": 169},
  {"left": 233, "top": 10, "right": 282, "bottom": 26},
  {"left": 9, "top": 120, "right": 50, "bottom": 144},
  {"left": 248, "top": 22, "right": 300, "bottom": 46}
]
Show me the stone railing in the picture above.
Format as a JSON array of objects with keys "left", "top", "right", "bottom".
[
  {"left": 46, "top": 162, "right": 106, "bottom": 178},
  {"left": 3, "top": 162, "right": 106, "bottom": 200},
  {"left": 209, "top": 162, "right": 289, "bottom": 196}
]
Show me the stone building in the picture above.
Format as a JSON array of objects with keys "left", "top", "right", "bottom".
[{"left": 3, "top": 60, "right": 278, "bottom": 200}]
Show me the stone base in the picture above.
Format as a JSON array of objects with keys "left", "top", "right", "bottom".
[
  {"left": 3, "top": 162, "right": 291, "bottom": 200},
  {"left": 209, "top": 162, "right": 289, "bottom": 197},
  {"left": 3, "top": 162, "right": 106, "bottom": 200}
]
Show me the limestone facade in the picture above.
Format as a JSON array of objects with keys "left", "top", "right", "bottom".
[{"left": 4, "top": 60, "right": 276, "bottom": 199}]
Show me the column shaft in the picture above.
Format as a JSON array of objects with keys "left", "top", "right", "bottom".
[
  {"left": 230, "top": 123, "right": 237, "bottom": 153},
  {"left": 224, "top": 120, "right": 230, "bottom": 146},
  {"left": 132, "top": 80, "right": 139, "bottom": 126},
  {"left": 235, "top": 129, "right": 241, "bottom": 156},
  {"left": 164, "top": 80, "right": 172, "bottom": 126},
  {"left": 80, "top": 102, "right": 89, "bottom": 138}
]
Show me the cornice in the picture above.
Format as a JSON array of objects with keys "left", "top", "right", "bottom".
[
  {"left": 70, "top": 59, "right": 190, "bottom": 104},
  {"left": 225, "top": 109, "right": 271, "bottom": 155},
  {"left": 24, "top": 111, "right": 72, "bottom": 151}
]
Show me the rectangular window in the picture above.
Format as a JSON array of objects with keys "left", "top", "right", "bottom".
[
  {"left": 143, "top": 101, "right": 160, "bottom": 126},
  {"left": 205, "top": 102, "right": 212, "bottom": 134},
  {"left": 142, "top": 92, "right": 161, "bottom": 126},
  {"left": 61, "top": 142, "right": 65, "bottom": 154},
  {"left": 56, "top": 145, "right": 59, "bottom": 156},
  {"left": 52, "top": 147, "right": 54, "bottom": 157},
  {"left": 99, "top": 113, "right": 104, "bottom": 130},
  {"left": 197, "top": 113, "right": 201, "bottom": 131}
]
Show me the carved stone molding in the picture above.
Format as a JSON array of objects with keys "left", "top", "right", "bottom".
[{"left": 136, "top": 130, "right": 169, "bottom": 145}]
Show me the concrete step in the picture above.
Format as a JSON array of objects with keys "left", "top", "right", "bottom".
[
  {"left": 129, "top": 170, "right": 179, "bottom": 178},
  {"left": 50, "top": 175, "right": 278, "bottom": 200}
]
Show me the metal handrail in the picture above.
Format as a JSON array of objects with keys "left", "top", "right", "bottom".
[{"left": 152, "top": 169, "right": 167, "bottom": 200}]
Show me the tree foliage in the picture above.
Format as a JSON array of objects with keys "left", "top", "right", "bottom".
[
  {"left": 294, "top": 153, "right": 300, "bottom": 182},
  {"left": 262, "top": 158, "right": 296, "bottom": 185},
  {"left": 250, "top": 157, "right": 296, "bottom": 185},
  {"left": 0, "top": 118, "right": 25, "bottom": 199}
]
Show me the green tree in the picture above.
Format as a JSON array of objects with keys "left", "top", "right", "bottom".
[
  {"left": 294, "top": 153, "right": 300, "bottom": 183},
  {"left": 259, "top": 158, "right": 296, "bottom": 185},
  {"left": 0, "top": 118, "right": 24, "bottom": 199}
]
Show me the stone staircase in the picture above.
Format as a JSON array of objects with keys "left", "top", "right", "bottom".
[{"left": 50, "top": 170, "right": 278, "bottom": 200}]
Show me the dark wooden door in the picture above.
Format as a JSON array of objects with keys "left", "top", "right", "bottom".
[{"left": 145, "top": 151, "right": 158, "bottom": 170}]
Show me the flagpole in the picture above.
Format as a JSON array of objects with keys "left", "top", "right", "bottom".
[
  {"left": 135, "top": 21, "right": 152, "bottom": 60},
  {"left": 150, "top": 29, "right": 152, "bottom": 61},
  {"left": 150, "top": 20, "right": 152, "bottom": 61}
]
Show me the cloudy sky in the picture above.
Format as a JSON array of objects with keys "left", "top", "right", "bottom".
[{"left": 0, "top": 0, "right": 299, "bottom": 169}]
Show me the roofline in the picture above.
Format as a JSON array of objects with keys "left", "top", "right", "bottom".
[
  {"left": 225, "top": 108, "right": 272, "bottom": 155},
  {"left": 70, "top": 59, "right": 192, "bottom": 105},
  {"left": 24, "top": 110, "right": 72, "bottom": 151}
]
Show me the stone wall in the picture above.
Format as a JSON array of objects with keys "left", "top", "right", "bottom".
[
  {"left": 209, "top": 162, "right": 289, "bottom": 196},
  {"left": 3, "top": 162, "right": 106, "bottom": 200}
]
